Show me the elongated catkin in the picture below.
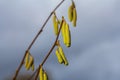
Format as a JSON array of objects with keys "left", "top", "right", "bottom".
[
  {"left": 52, "top": 14, "right": 59, "bottom": 35},
  {"left": 31, "top": 63, "right": 34, "bottom": 71},
  {"left": 68, "top": 5, "right": 73, "bottom": 22},
  {"left": 72, "top": 8, "right": 77, "bottom": 27},
  {"left": 65, "top": 23, "right": 71, "bottom": 47},
  {"left": 25, "top": 51, "right": 29, "bottom": 69},
  {"left": 58, "top": 46, "right": 68, "bottom": 66},
  {"left": 26, "top": 55, "right": 33, "bottom": 70},
  {"left": 43, "top": 71, "right": 48, "bottom": 80},
  {"left": 39, "top": 67, "right": 44, "bottom": 80},
  {"left": 61, "top": 20, "right": 67, "bottom": 45},
  {"left": 55, "top": 49, "right": 64, "bottom": 64}
]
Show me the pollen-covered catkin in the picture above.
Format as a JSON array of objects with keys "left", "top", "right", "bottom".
[
  {"left": 61, "top": 20, "right": 67, "bottom": 45},
  {"left": 58, "top": 46, "right": 68, "bottom": 66},
  {"left": 39, "top": 67, "right": 44, "bottom": 80},
  {"left": 68, "top": 5, "right": 73, "bottom": 22},
  {"left": 43, "top": 71, "right": 48, "bottom": 80},
  {"left": 68, "top": 0, "right": 77, "bottom": 27},
  {"left": 55, "top": 48, "right": 64, "bottom": 64},
  {"left": 25, "top": 51, "right": 29, "bottom": 69},
  {"left": 72, "top": 8, "right": 77, "bottom": 27},
  {"left": 26, "top": 55, "right": 33, "bottom": 70},
  {"left": 65, "top": 23, "right": 71, "bottom": 47},
  {"left": 52, "top": 13, "right": 59, "bottom": 35},
  {"left": 31, "top": 63, "right": 34, "bottom": 71}
]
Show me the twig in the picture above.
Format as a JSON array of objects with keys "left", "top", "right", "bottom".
[{"left": 12, "top": 0, "right": 65, "bottom": 80}]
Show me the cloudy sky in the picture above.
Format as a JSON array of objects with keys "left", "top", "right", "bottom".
[{"left": 0, "top": 0, "right": 120, "bottom": 80}]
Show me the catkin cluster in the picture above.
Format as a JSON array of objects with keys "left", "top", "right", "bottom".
[
  {"left": 52, "top": 0, "right": 77, "bottom": 66},
  {"left": 23, "top": 0, "right": 77, "bottom": 80},
  {"left": 68, "top": 0, "right": 77, "bottom": 26}
]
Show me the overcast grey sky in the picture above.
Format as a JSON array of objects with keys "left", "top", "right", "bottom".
[{"left": 0, "top": 0, "right": 120, "bottom": 80}]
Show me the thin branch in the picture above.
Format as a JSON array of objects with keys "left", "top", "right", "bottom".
[
  {"left": 34, "top": 20, "right": 64, "bottom": 80},
  {"left": 12, "top": 0, "right": 65, "bottom": 80}
]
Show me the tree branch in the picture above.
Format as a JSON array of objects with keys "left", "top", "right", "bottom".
[{"left": 12, "top": 0, "right": 65, "bottom": 80}]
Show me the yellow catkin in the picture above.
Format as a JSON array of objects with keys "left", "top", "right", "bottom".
[
  {"left": 58, "top": 20, "right": 61, "bottom": 24},
  {"left": 72, "top": 8, "right": 77, "bottom": 27},
  {"left": 61, "top": 20, "right": 67, "bottom": 45},
  {"left": 55, "top": 49, "right": 64, "bottom": 64},
  {"left": 58, "top": 46, "right": 68, "bottom": 66},
  {"left": 52, "top": 14, "right": 58, "bottom": 35},
  {"left": 43, "top": 71, "right": 48, "bottom": 80},
  {"left": 68, "top": 5, "right": 73, "bottom": 22},
  {"left": 26, "top": 55, "right": 33, "bottom": 70},
  {"left": 31, "top": 63, "right": 34, "bottom": 71},
  {"left": 39, "top": 67, "right": 44, "bottom": 80},
  {"left": 25, "top": 51, "right": 29, "bottom": 69},
  {"left": 65, "top": 23, "right": 71, "bottom": 47}
]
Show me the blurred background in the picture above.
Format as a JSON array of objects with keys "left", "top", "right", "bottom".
[{"left": 0, "top": 0, "right": 120, "bottom": 80}]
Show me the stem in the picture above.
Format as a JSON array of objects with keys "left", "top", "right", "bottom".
[
  {"left": 12, "top": 0, "right": 65, "bottom": 80},
  {"left": 34, "top": 20, "right": 64, "bottom": 80}
]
